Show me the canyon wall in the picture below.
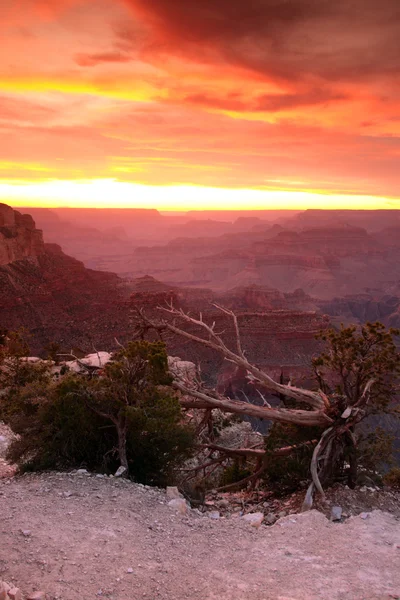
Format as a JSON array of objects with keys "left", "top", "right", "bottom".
[
  {"left": 0, "top": 203, "right": 134, "bottom": 355},
  {"left": 0, "top": 203, "right": 44, "bottom": 265}
]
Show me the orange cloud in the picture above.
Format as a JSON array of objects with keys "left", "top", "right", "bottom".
[{"left": 0, "top": 0, "right": 400, "bottom": 207}]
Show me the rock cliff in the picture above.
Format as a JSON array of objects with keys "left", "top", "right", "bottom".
[
  {"left": 123, "top": 223, "right": 400, "bottom": 297},
  {"left": 0, "top": 203, "right": 44, "bottom": 265},
  {"left": 0, "top": 203, "right": 133, "bottom": 355}
]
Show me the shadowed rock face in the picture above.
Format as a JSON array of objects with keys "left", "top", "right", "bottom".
[
  {"left": 0, "top": 204, "right": 44, "bottom": 265},
  {"left": 0, "top": 203, "right": 135, "bottom": 355},
  {"left": 123, "top": 222, "right": 400, "bottom": 298},
  {"left": 129, "top": 276, "right": 328, "bottom": 385}
]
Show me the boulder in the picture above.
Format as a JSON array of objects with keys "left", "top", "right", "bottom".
[
  {"left": 168, "top": 498, "right": 189, "bottom": 515},
  {"left": 166, "top": 486, "right": 183, "bottom": 500},
  {"left": 8, "top": 589, "right": 22, "bottom": 600},
  {"left": 168, "top": 356, "right": 197, "bottom": 383},
  {"left": 114, "top": 466, "right": 127, "bottom": 478},
  {"left": 208, "top": 511, "right": 221, "bottom": 520},
  {"left": 0, "top": 581, "right": 11, "bottom": 600},
  {"left": 242, "top": 512, "right": 264, "bottom": 528}
]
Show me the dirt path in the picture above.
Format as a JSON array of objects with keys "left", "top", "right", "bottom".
[{"left": 1, "top": 472, "right": 400, "bottom": 600}]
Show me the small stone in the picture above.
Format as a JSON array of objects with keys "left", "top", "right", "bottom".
[
  {"left": 360, "top": 486, "right": 367, "bottom": 493},
  {"left": 265, "top": 513, "right": 277, "bottom": 525},
  {"left": 331, "top": 506, "right": 342, "bottom": 521},
  {"left": 242, "top": 512, "right": 264, "bottom": 528},
  {"left": 115, "top": 466, "right": 127, "bottom": 478},
  {"left": 76, "top": 469, "right": 88, "bottom": 475},
  {"left": 8, "top": 588, "right": 22, "bottom": 600},
  {"left": 360, "top": 512, "right": 370, "bottom": 519},
  {"left": 168, "top": 498, "right": 188, "bottom": 515},
  {"left": 217, "top": 499, "right": 230, "bottom": 509},
  {"left": 27, "top": 592, "right": 46, "bottom": 600},
  {"left": 0, "top": 581, "right": 11, "bottom": 600},
  {"left": 21, "top": 529, "right": 32, "bottom": 537},
  {"left": 166, "top": 486, "right": 182, "bottom": 501},
  {"left": 96, "top": 474, "right": 105, "bottom": 478},
  {"left": 127, "top": 568, "right": 134, "bottom": 574},
  {"left": 278, "top": 511, "right": 287, "bottom": 519},
  {"left": 208, "top": 511, "right": 220, "bottom": 520}
]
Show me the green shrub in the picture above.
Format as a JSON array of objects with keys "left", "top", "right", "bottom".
[
  {"left": 220, "top": 460, "right": 251, "bottom": 487},
  {"left": 2, "top": 341, "right": 194, "bottom": 486},
  {"left": 383, "top": 467, "right": 400, "bottom": 489},
  {"left": 262, "top": 423, "right": 323, "bottom": 494}
]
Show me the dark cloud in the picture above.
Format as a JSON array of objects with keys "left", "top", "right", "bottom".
[
  {"left": 74, "top": 51, "right": 134, "bottom": 67},
  {"left": 122, "top": 0, "right": 400, "bottom": 83}
]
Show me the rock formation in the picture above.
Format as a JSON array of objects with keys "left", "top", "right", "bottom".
[
  {"left": 129, "top": 276, "right": 328, "bottom": 385},
  {"left": 0, "top": 204, "right": 133, "bottom": 355},
  {"left": 0, "top": 204, "right": 44, "bottom": 265}
]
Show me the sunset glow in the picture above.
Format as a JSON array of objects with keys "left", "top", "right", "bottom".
[
  {"left": 1, "top": 180, "right": 398, "bottom": 211},
  {"left": 1, "top": 0, "right": 400, "bottom": 209}
]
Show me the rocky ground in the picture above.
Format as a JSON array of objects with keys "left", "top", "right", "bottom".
[{"left": 1, "top": 470, "right": 400, "bottom": 600}]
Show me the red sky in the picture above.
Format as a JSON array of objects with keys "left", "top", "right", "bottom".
[{"left": 1, "top": 0, "right": 400, "bottom": 209}]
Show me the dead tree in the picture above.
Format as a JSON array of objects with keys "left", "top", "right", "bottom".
[{"left": 134, "top": 303, "right": 389, "bottom": 509}]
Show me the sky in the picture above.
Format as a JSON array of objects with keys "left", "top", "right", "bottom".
[{"left": 1, "top": 0, "right": 400, "bottom": 210}]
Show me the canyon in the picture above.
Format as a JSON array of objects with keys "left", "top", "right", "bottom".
[
  {"left": 3, "top": 203, "right": 400, "bottom": 381},
  {"left": 0, "top": 203, "right": 327, "bottom": 387},
  {"left": 0, "top": 203, "right": 133, "bottom": 355}
]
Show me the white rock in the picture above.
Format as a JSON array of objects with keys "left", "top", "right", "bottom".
[
  {"left": 168, "top": 356, "right": 197, "bottom": 382},
  {"left": 0, "top": 581, "right": 11, "bottom": 600},
  {"left": 166, "top": 486, "right": 183, "bottom": 500},
  {"left": 115, "top": 466, "right": 127, "bottom": 478},
  {"left": 76, "top": 469, "right": 88, "bottom": 475},
  {"left": 20, "top": 357, "right": 41, "bottom": 363},
  {"left": 27, "top": 592, "right": 46, "bottom": 600},
  {"left": 21, "top": 529, "right": 32, "bottom": 537},
  {"left": 127, "top": 568, "right": 134, "bottom": 574},
  {"left": 242, "top": 512, "right": 264, "bottom": 528},
  {"left": 168, "top": 498, "right": 189, "bottom": 515},
  {"left": 331, "top": 506, "right": 343, "bottom": 521},
  {"left": 8, "top": 588, "right": 22, "bottom": 600},
  {"left": 208, "top": 511, "right": 220, "bottom": 520},
  {"left": 81, "top": 352, "right": 112, "bottom": 368}
]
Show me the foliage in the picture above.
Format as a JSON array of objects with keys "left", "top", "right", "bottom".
[
  {"left": 357, "top": 427, "right": 395, "bottom": 473},
  {"left": 1, "top": 340, "right": 194, "bottom": 486},
  {"left": 263, "top": 423, "right": 323, "bottom": 493},
  {"left": 313, "top": 322, "right": 400, "bottom": 414},
  {"left": 383, "top": 467, "right": 400, "bottom": 489},
  {"left": 4, "top": 375, "right": 113, "bottom": 472},
  {"left": 220, "top": 460, "right": 251, "bottom": 487}
]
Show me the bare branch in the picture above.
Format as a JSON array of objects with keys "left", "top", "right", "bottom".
[
  {"left": 174, "top": 381, "right": 332, "bottom": 427},
  {"left": 143, "top": 305, "right": 327, "bottom": 411},
  {"left": 202, "top": 438, "right": 318, "bottom": 458},
  {"left": 310, "top": 427, "right": 334, "bottom": 499},
  {"left": 212, "top": 302, "right": 245, "bottom": 359}
]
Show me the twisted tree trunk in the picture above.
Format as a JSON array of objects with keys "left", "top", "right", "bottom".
[{"left": 135, "top": 303, "right": 374, "bottom": 507}]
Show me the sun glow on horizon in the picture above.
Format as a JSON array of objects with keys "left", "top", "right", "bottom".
[{"left": 0, "top": 179, "right": 398, "bottom": 212}]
